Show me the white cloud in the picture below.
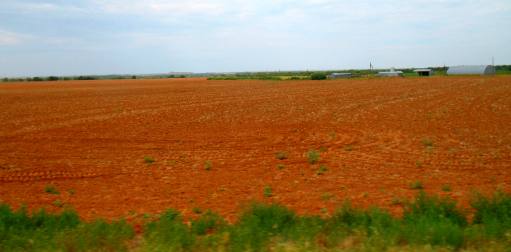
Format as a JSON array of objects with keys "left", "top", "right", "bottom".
[
  {"left": 3, "top": 1, "right": 88, "bottom": 14},
  {"left": 0, "top": 30, "right": 30, "bottom": 45},
  {"left": 93, "top": 0, "right": 226, "bottom": 16},
  {"left": 0, "top": 0, "right": 510, "bottom": 76}
]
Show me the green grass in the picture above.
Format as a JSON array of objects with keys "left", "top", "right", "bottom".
[
  {"left": 44, "top": 184, "right": 59, "bottom": 195},
  {"left": 275, "top": 151, "right": 288, "bottom": 160},
  {"left": 143, "top": 156, "right": 155, "bottom": 164},
  {"left": 470, "top": 190, "right": 511, "bottom": 239},
  {"left": 0, "top": 205, "right": 134, "bottom": 251},
  {"left": 2, "top": 191, "right": 511, "bottom": 251},
  {"left": 204, "top": 160, "right": 212, "bottom": 170},
  {"left": 442, "top": 184, "right": 452, "bottom": 192},
  {"left": 192, "top": 207, "right": 203, "bottom": 214},
  {"left": 316, "top": 164, "right": 328, "bottom": 175},
  {"left": 52, "top": 200, "right": 64, "bottom": 208},
  {"left": 142, "top": 209, "right": 195, "bottom": 251},
  {"left": 306, "top": 150, "right": 320, "bottom": 164},
  {"left": 344, "top": 144, "right": 353, "bottom": 151},
  {"left": 321, "top": 192, "right": 334, "bottom": 201},
  {"left": 263, "top": 186, "right": 273, "bottom": 198},
  {"left": 421, "top": 138, "right": 434, "bottom": 148},
  {"left": 410, "top": 180, "right": 424, "bottom": 190}
]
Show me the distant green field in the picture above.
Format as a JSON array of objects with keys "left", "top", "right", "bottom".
[{"left": 2, "top": 191, "right": 511, "bottom": 251}]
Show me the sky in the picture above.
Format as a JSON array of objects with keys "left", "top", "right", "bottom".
[{"left": 0, "top": 0, "right": 510, "bottom": 77}]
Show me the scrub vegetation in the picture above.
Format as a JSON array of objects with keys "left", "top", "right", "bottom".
[{"left": 1, "top": 191, "right": 510, "bottom": 251}]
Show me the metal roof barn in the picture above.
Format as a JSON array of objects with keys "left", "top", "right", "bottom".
[
  {"left": 414, "top": 69, "right": 433, "bottom": 76},
  {"left": 327, "top": 73, "right": 352, "bottom": 79},
  {"left": 447, "top": 65, "right": 495, "bottom": 75},
  {"left": 378, "top": 68, "right": 403, "bottom": 77}
]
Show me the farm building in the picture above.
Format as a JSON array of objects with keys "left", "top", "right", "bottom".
[
  {"left": 327, "top": 73, "right": 352, "bottom": 79},
  {"left": 377, "top": 68, "right": 403, "bottom": 77},
  {"left": 414, "top": 69, "right": 433, "bottom": 76},
  {"left": 447, "top": 65, "right": 495, "bottom": 75}
]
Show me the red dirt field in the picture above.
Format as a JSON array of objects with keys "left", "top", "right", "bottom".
[{"left": 1, "top": 76, "right": 510, "bottom": 221}]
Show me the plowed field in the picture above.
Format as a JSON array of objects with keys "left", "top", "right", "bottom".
[{"left": 1, "top": 77, "right": 510, "bottom": 221}]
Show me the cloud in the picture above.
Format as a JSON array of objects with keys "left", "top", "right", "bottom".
[
  {"left": 2, "top": 1, "right": 88, "bottom": 14},
  {"left": 93, "top": 0, "right": 226, "bottom": 16},
  {"left": 0, "top": 30, "right": 30, "bottom": 45},
  {"left": 0, "top": 0, "right": 510, "bottom": 76}
]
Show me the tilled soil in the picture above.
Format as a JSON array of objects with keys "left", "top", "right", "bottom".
[{"left": 1, "top": 77, "right": 510, "bottom": 221}]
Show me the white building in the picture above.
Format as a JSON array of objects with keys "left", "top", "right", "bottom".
[
  {"left": 447, "top": 65, "right": 495, "bottom": 75},
  {"left": 327, "top": 73, "right": 352, "bottom": 79},
  {"left": 377, "top": 68, "right": 403, "bottom": 77},
  {"left": 414, "top": 69, "right": 433, "bottom": 76}
]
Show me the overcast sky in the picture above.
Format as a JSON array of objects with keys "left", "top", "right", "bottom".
[{"left": 1, "top": 0, "right": 510, "bottom": 77}]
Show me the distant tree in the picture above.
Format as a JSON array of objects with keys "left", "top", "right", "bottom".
[
  {"left": 168, "top": 75, "right": 175, "bottom": 78},
  {"left": 47, "top": 76, "right": 59, "bottom": 81},
  {"left": 131, "top": 75, "right": 137, "bottom": 79},
  {"left": 310, "top": 72, "right": 327, "bottom": 80},
  {"left": 76, "top": 76, "right": 96, "bottom": 80},
  {"left": 179, "top": 75, "right": 186, "bottom": 78},
  {"left": 32, "top": 77, "right": 44, "bottom": 81},
  {"left": 1, "top": 78, "right": 8, "bottom": 82}
]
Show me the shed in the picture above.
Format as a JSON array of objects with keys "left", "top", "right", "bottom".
[
  {"left": 447, "top": 65, "right": 495, "bottom": 75},
  {"left": 414, "top": 69, "right": 433, "bottom": 76},
  {"left": 377, "top": 68, "right": 403, "bottom": 77},
  {"left": 327, "top": 73, "right": 352, "bottom": 79}
]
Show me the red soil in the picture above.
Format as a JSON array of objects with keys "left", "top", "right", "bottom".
[{"left": 0, "top": 77, "right": 510, "bottom": 221}]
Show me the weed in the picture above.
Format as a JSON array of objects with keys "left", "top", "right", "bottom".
[
  {"left": 204, "top": 160, "right": 212, "bottom": 170},
  {"left": 442, "top": 184, "right": 452, "bottom": 192},
  {"left": 415, "top": 160, "right": 423, "bottom": 168},
  {"left": 421, "top": 138, "right": 434, "bottom": 148},
  {"left": 319, "top": 146, "right": 328, "bottom": 152},
  {"left": 321, "top": 192, "right": 334, "bottom": 201},
  {"left": 391, "top": 196, "right": 403, "bottom": 206},
  {"left": 144, "top": 156, "right": 155, "bottom": 164},
  {"left": 53, "top": 200, "right": 63, "bottom": 208},
  {"left": 328, "top": 131, "right": 337, "bottom": 140},
  {"left": 402, "top": 192, "right": 467, "bottom": 248},
  {"left": 192, "top": 207, "right": 202, "bottom": 214},
  {"left": 191, "top": 210, "right": 226, "bottom": 235},
  {"left": 45, "top": 185, "right": 59, "bottom": 195},
  {"left": 263, "top": 186, "right": 273, "bottom": 198},
  {"left": 275, "top": 152, "right": 288, "bottom": 160},
  {"left": 0, "top": 204, "right": 133, "bottom": 251},
  {"left": 307, "top": 150, "right": 320, "bottom": 164},
  {"left": 344, "top": 145, "right": 353, "bottom": 151},
  {"left": 471, "top": 190, "right": 511, "bottom": 238},
  {"left": 2, "top": 191, "right": 511, "bottom": 251},
  {"left": 143, "top": 209, "right": 194, "bottom": 250},
  {"left": 317, "top": 165, "right": 328, "bottom": 175},
  {"left": 230, "top": 203, "right": 297, "bottom": 251},
  {"left": 276, "top": 164, "right": 285, "bottom": 170},
  {"left": 410, "top": 180, "right": 424, "bottom": 190},
  {"left": 68, "top": 189, "right": 75, "bottom": 195}
]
